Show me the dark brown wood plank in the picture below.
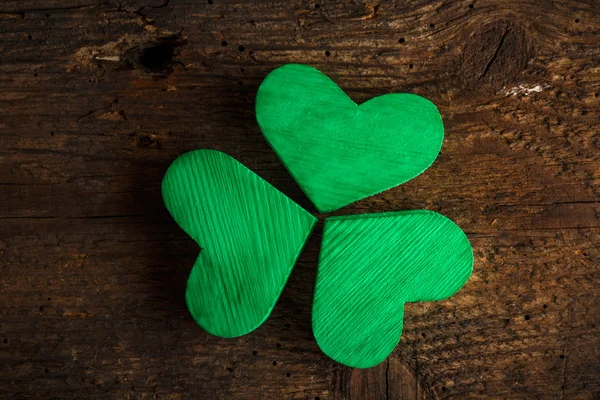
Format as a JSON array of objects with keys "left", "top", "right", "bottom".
[{"left": 1, "top": 0, "right": 599, "bottom": 398}]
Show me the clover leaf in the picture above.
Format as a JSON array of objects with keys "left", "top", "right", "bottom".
[{"left": 162, "top": 64, "right": 473, "bottom": 368}]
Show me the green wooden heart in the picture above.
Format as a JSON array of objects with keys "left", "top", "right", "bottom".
[
  {"left": 312, "top": 210, "right": 473, "bottom": 368},
  {"left": 256, "top": 64, "right": 444, "bottom": 213},
  {"left": 162, "top": 150, "right": 317, "bottom": 338}
]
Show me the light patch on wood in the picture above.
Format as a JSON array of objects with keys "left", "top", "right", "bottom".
[
  {"left": 503, "top": 84, "right": 549, "bottom": 96},
  {"left": 69, "top": 34, "right": 150, "bottom": 71}
]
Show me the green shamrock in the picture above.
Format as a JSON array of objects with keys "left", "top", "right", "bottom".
[{"left": 162, "top": 64, "right": 473, "bottom": 368}]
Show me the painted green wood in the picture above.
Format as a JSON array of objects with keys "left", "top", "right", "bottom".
[
  {"left": 312, "top": 210, "right": 473, "bottom": 368},
  {"left": 162, "top": 150, "right": 317, "bottom": 338},
  {"left": 256, "top": 64, "right": 444, "bottom": 213}
]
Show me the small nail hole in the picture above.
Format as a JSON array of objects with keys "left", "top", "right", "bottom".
[
  {"left": 285, "top": 372, "right": 291, "bottom": 377},
  {"left": 272, "top": 361, "right": 277, "bottom": 366},
  {"left": 315, "top": 4, "right": 320, "bottom": 8},
  {"left": 252, "top": 350, "right": 257, "bottom": 356},
  {"left": 398, "top": 38, "right": 405, "bottom": 43},
  {"left": 284, "top": 323, "right": 290, "bottom": 328},
  {"left": 3, "top": 338, "right": 7, "bottom": 344},
  {"left": 39, "top": 306, "right": 44, "bottom": 312},
  {"left": 543, "top": 304, "right": 547, "bottom": 309},
  {"left": 559, "top": 354, "right": 565, "bottom": 359},
  {"left": 468, "top": 4, "right": 474, "bottom": 8},
  {"left": 221, "top": 40, "right": 228, "bottom": 47},
  {"left": 524, "top": 315, "right": 530, "bottom": 320},
  {"left": 44, "top": 368, "right": 49, "bottom": 373},
  {"left": 408, "top": 63, "right": 414, "bottom": 69},
  {"left": 45, "top": 13, "right": 50, "bottom": 17},
  {"left": 325, "top": 51, "right": 331, "bottom": 57},
  {"left": 276, "top": 343, "right": 281, "bottom": 348},
  {"left": 208, "top": 0, "right": 213, "bottom": 4},
  {"left": 27, "top": 34, "right": 32, "bottom": 40},
  {"left": 429, "top": 23, "right": 435, "bottom": 28},
  {"left": 575, "top": 19, "right": 579, "bottom": 23},
  {"left": 238, "top": 45, "right": 245, "bottom": 52}
]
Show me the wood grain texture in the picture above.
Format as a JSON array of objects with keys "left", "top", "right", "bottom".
[
  {"left": 256, "top": 64, "right": 444, "bottom": 212},
  {"left": 162, "top": 149, "right": 316, "bottom": 337},
  {"left": 313, "top": 211, "right": 472, "bottom": 368},
  {"left": 1, "top": 0, "right": 599, "bottom": 399}
]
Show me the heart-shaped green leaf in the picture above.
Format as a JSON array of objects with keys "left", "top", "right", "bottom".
[
  {"left": 256, "top": 64, "right": 444, "bottom": 213},
  {"left": 162, "top": 150, "right": 317, "bottom": 337},
  {"left": 312, "top": 210, "right": 473, "bottom": 368}
]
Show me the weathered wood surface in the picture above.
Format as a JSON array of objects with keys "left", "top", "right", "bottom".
[{"left": 1, "top": 0, "right": 599, "bottom": 398}]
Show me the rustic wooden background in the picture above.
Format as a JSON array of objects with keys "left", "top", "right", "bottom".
[{"left": 1, "top": 0, "right": 599, "bottom": 398}]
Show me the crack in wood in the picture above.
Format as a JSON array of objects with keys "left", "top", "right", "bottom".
[{"left": 479, "top": 25, "right": 510, "bottom": 82}]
